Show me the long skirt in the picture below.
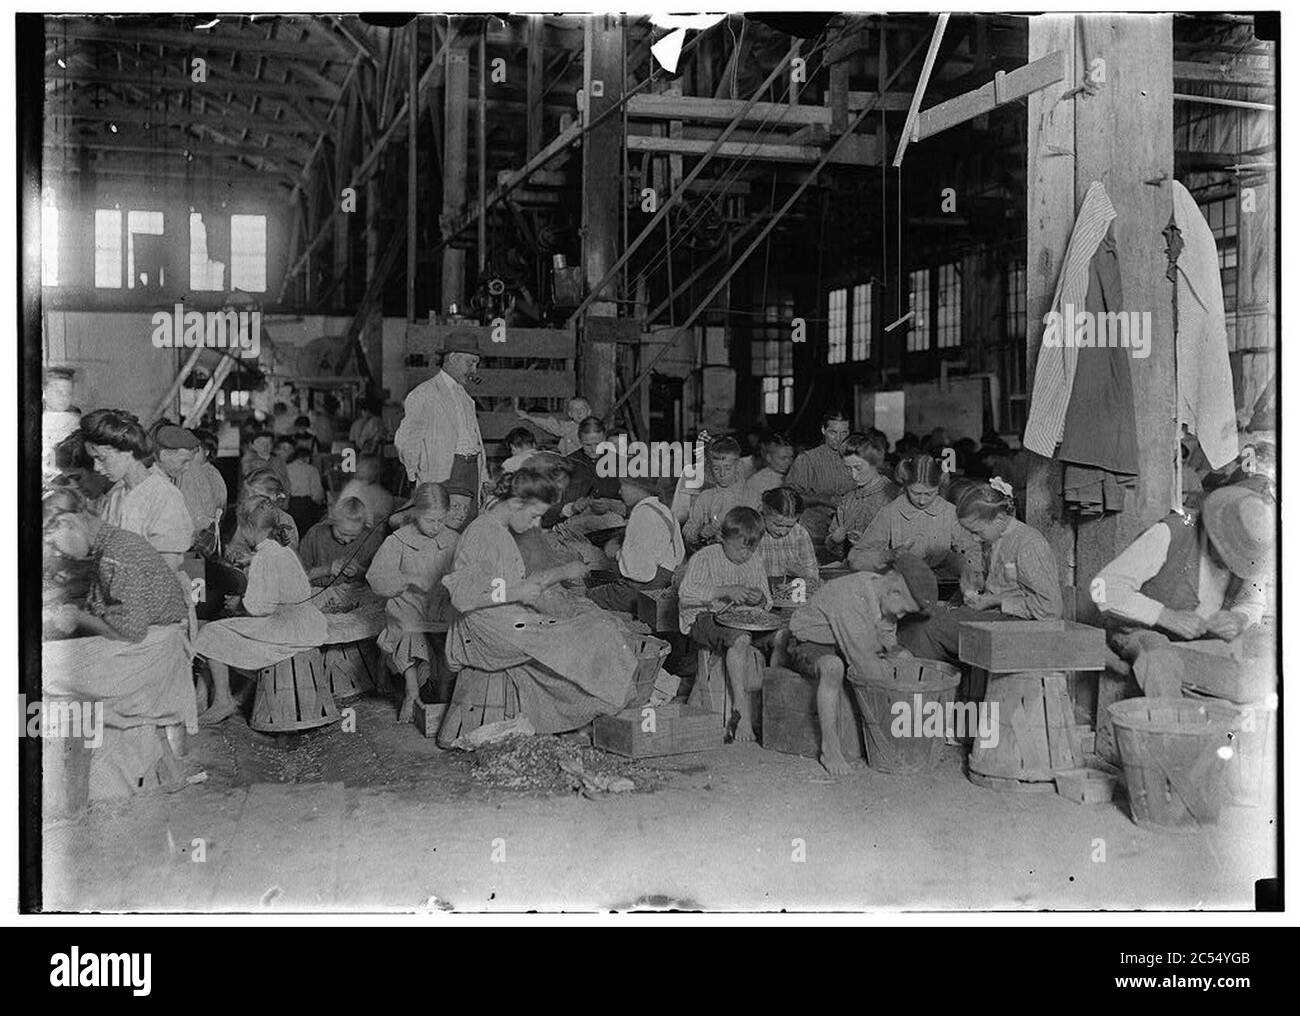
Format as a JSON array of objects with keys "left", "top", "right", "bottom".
[
  {"left": 193, "top": 603, "right": 328, "bottom": 671},
  {"left": 42, "top": 624, "right": 196, "bottom": 798},
  {"left": 443, "top": 602, "right": 637, "bottom": 736}
]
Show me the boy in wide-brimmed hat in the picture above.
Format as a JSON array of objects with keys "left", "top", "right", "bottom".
[{"left": 1090, "top": 484, "right": 1273, "bottom": 700}]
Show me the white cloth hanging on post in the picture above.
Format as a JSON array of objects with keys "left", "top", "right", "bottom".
[
  {"left": 1023, "top": 181, "right": 1117, "bottom": 457},
  {"left": 1171, "top": 179, "right": 1239, "bottom": 471}
]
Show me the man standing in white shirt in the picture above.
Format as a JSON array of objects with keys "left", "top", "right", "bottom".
[{"left": 393, "top": 333, "right": 486, "bottom": 522}]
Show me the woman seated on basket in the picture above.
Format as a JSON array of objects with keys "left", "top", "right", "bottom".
[{"left": 438, "top": 469, "right": 640, "bottom": 742}]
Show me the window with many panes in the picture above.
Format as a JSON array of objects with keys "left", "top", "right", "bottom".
[
  {"left": 1200, "top": 197, "right": 1238, "bottom": 347},
  {"left": 907, "top": 268, "right": 931, "bottom": 352},
  {"left": 753, "top": 297, "right": 795, "bottom": 415},
  {"left": 827, "top": 287, "right": 848, "bottom": 364},
  {"left": 935, "top": 261, "right": 962, "bottom": 348},
  {"left": 851, "top": 282, "right": 872, "bottom": 360},
  {"left": 1005, "top": 259, "right": 1026, "bottom": 341}
]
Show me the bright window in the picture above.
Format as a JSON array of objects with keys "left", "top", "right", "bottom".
[
  {"left": 94, "top": 209, "right": 122, "bottom": 289},
  {"left": 827, "top": 287, "right": 848, "bottom": 364},
  {"left": 851, "top": 282, "right": 872, "bottom": 360},
  {"left": 1201, "top": 197, "right": 1238, "bottom": 347},
  {"left": 907, "top": 268, "right": 930, "bottom": 352},
  {"left": 126, "top": 210, "right": 164, "bottom": 289},
  {"left": 230, "top": 214, "right": 267, "bottom": 292},
  {"left": 935, "top": 261, "right": 962, "bottom": 349},
  {"left": 41, "top": 201, "right": 58, "bottom": 286},
  {"left": 190, "top": 212, "right": 226, "bottom": 291},
  {"left": 762, "top": 376, "right": 794, "bottom": 415}
]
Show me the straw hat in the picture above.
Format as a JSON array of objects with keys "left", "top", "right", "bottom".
[{"left": 1201, "top": 485, "right": 1274, "bottom": 579}]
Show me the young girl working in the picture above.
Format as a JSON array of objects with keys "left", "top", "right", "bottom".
[
  {"left": 439, "top": 469, "right": 639, "bottom": 742},
  {"left": 194, "top": 500, "right": 328, "bottom": 725},
  {"left": 366, "top": 483, "right": 460, "bottom": 722},
  {"left": 897, "top": 478, "right": 1062, "bottom": 663}
]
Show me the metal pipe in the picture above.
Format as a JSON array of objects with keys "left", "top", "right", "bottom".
[{"left": 1173, "top": 93, "right": 1275, "bottom": 111}]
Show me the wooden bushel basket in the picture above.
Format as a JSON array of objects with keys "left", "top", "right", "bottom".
[
  {"left": 626, "top": 635, "right": 671, "bottom": 708},
  {"left": 852, "top": 657, "right": 960, "bottom": 774},
  {"left": 435, "top": 666, "right": 524, "bottom": 749},
  {"left": 250, "top": 649, "right": 339, "bottom": 733},
  {"left": 322, "top": 639, "right": 381, "bottom": 702},
  {"left": 1108, "top": 697, "right": 1237, "bottom": 832},
  {"left": 969, "top": 671, "right": 1081, "bottom": 791}
]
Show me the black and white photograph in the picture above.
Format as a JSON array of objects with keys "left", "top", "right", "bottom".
[{"left": 15, "top": 5, "right": 1285, "bottom": 922}]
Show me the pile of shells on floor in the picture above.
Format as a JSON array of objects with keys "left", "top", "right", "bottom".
[{"left": 467, "top": 734, "right": 666, "bottom": 797}]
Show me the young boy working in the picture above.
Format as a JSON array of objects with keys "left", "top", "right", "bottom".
[
  {"left": 786, "top": 553, "right": 937, "bottom": 775},
  {"left": 587, "top": 476, "right": 685, "bottom": 615},
  {"left": 758, "top": 487, "right": 820, "bottom": 587},
  {"left": 514, "top": 396, "right": 592, "bottom": 456},
  {"left": 744, "top": 433, "right": 795, "bottom": 498},
  {"left": 501, "top": 427, "right": 539, "bottom": 472},
  {"left": 683, "top": 436, "right": 758, "bottom": 550},
  {"left": 678, "top": 506, "right": 772, "bottom": 743},
  {"left": 298, "top": 496, "right": 385, "bottom": 585}
]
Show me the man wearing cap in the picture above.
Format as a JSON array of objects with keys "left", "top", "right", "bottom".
[
  {"left": 394, "top": 334, "right": 486, "bottom": 520},
  {"left": 784, "top": 553, "right": 936, "bottom": 775},
  {"left": 155, "top": 425, "right": 228, "bottom": 553},
  {"left": 1091, "top": 485, "right": 1273, "bottom": 698}
]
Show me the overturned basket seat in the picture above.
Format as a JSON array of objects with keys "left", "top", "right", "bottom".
[
  {"left": 434, "top": 666, "right": 527, "bottom": 749},
  {"left": 250, "top": 649, "right": 338, "bottom": 733}
]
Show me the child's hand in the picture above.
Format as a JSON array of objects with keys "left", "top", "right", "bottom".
[
  {"left": 964, "top": 590, "right": 998, "bottom": 610},
  {"left": 516, "top": 578, "right": 545, "bottom": 604},
  {"left": 738, "top": 586, "right": 766, "bottom": 606},
  {"left": 699, "top": 521, "right": 719, "bottom": 541},
  {"left": 559, "top": 560, "right": 590, "bottom": 582},
  {"left": 224, "top": 595, "right": 242, "bottom": 613},
  {"left": 827, "top": 522, "right": 847, "bottom": 543},
  {"left": 571, "top": 497, "right": 592, "bottom": 515},
  {"left": 1204, "top": 610, "right": 1245, "bottom": 641}
]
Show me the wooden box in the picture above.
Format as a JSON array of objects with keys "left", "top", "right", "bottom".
[
  {"left": 592, "top": 704, "right": 723, "bottom": 758},
  {"left": 761, "top": 667, "right": 864, "bottom": 762},
  {"left": 636, "top": 588, "right": 679, "bottom": 633},
  {"left": 957, "top": 619, "right": 1105, "bottom": 673},
  {"left": 1054, "top": 767, "right": 1118, "bottom": 805},
  {"left": 412, "top": 703, "right": 447, "bottom": 739},
  {"left": 1174, "top": 643, "right": 1276, "bottom": 705}
]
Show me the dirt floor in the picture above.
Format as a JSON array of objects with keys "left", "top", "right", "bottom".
[{"left": 40, "top": 697, "right": 1277, "bottom": 913}]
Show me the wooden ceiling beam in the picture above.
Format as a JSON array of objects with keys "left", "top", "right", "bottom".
[
  {"left": 54, "top": 20, "right": 356, "bottom": 64},
  {"left": 48, "top": 67, "right": 339, "bottom": 101}
]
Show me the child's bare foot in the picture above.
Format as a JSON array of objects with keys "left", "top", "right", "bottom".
[
  {"left": 819, "top": 747, "right": 851, "bottom": 776},
  {"left": 198, "top": 698, "right": 238, "bottom": 726},
  {"left": 398, "top": 694, "right": 417, "bottom": 724},
  {"left": 732, "top": 712, "right": 757, "bottom": 743}
]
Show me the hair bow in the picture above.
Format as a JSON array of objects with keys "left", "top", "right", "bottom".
[{"left": 989, "top": 476, "right": 1013, "bottom": 497}]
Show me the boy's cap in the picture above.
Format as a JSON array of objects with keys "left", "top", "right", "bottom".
[
  {"left": 154, "top": 425, "right": 200, "bottom": 450},
  {"left": 890, "top": 553, "right": 938, "bottom": 614}
]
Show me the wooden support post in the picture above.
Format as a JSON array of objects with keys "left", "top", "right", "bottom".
[
  {"left": 526, "top": 15, "right": 544, "bottom": 159},
  {"left": 442, "top": 44, "right": 469, "bottom": 312},
  {"left": 893, "top": 13, "right": 950, "bottom": 167},
  {"left": 580, "top": 15, "right": 624, "bottom": 417},
  {"left": 1025, "top": 13, "right": 1174, "bottom": 595},
  {"left": 407, "top": 18, "right": 419, "bottom": 322},
  {"left": 478, "top": 26, "right": 488, "bottom": 276}
]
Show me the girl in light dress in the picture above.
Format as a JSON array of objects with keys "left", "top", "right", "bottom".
[
  {"left": 194, "top": 500, "right": 327, "bottom": 725},
  {"left": 366, "top": 483, "right": 460, "bottom": 722}
]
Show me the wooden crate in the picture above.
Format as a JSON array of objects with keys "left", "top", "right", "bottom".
[
  {"left": 635, "top": 588, "right": 679, "bottom": 633},
  {"left": 761, "top": 666, "right": 864, "bottom": 762},
  {"left": 957, "top": 619, "right": 1105, "bottom": 673},
  {"left": 1174, "top": 642, "right": 1275, "bottom": 705},
  {"left": 412, "top": 703, "right": 447, "bottom": 738},
  {"left": 592, "top": 704, "right": 724, "bottom": 758}
]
